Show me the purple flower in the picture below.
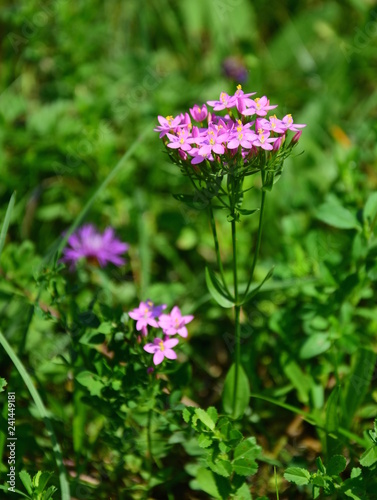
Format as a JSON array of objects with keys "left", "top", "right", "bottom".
[
  {"left": 190, "top": 104, "right": 208, "bottom": 122},
  {"left": 166, "top": 129, "right": 196, "bottom": 152},
  {"left": 144, "top": 337, "right": 179, "bottom": 365},
  {"left": 207, "top": 92, "right": 236, "bottom": 111},
  {"left": 154, "top": 115, "right": 182, "bottom": 138},
  {"left": 222, "top": 57, "right": 249, "bottom": 83},
  {"left": 232, "top": 85, "right": 256, "bottom": 113},
  {"left": 281, "top": 114, "right": 306, "bottom": 132},
  {"left": 128, "top": 300, "right": 166, "bottom": 336},
  {"left": 61, "top": 224, "right": 128, "bottom": 269},
  {"left": 158, "top": 306, "right": 194, "bottom": 338},
  {"left": 243, "top": 96, "right": 277, "bottom": 117},
  {"left": 227, "top": 120, "right": 256, "bottom": 149},
  {"left": 252, "top": 131, "right": 277, "bottom": 151}
]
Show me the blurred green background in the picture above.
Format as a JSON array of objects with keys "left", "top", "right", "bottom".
[{"left": 1, "top": 1, "right": 377, "bottom": 496}]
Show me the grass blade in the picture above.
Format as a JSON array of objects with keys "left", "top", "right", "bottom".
[
  {"left": 0, "top": 330, "right": 70, "bottom": 499},
  {"left": 0, "top": 191, "right": 16, "bottom": 260}
]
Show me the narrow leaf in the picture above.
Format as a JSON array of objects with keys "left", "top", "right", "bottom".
[
  {"left": 0, "top": 192, "right": 16, "bottom": 261},
  {"left": 241, "top": 267, "right": 274, "bottom": 305},
  {"left": 222, "top": 363, "right": 250, "bottom": 419},
  {"left": 205, "top": 267, "right": 234, "bottom": 308}
]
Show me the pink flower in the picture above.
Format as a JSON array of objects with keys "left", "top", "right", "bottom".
[
  {"left": 129, "top": 300, "right": 167, "bottom": 336},
  {"left": 281, "top": 114, "right": 306, "bottom": 132},
  {"left": 61, "top": 225, "right": 129, "bottom": 270},
  {"left": 243, "top": 96, "right": 277, "bottom": 117},
  {"left": 144, "top": 337, "right": 179, "bottom": 365},
  {"left": 207, "top": 92, "right": 236, "bottom": 111},
  {"left": 273, "top": 134, "right": 285, "bottom": 151},
  {"left": 190, "top": 104, "right": 208, "bottom": 122},
  {"left": 252, "top": 131, "right": 277, "bottom": 151},
  {"left": 232, "top": 85, "right": 256, "bottom": 113},
  {"left": 291, "top": 130, "right": 302, "bottom": 143},
  {"left": 227, "top": 120, "right": 256, "bottom": 149},
  {"left": 158, "top": 306, "right": 194, "bottom": 338},
  {"left": 154, "top": 115, "right": 182, "bottom": 138},
  {"left": 166, "top": 129, "right": 196, "bottom": 152}
]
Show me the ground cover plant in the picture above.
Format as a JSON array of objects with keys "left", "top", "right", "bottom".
[{"left": 1, "top": 1, "right": 377, "bottom": 499}]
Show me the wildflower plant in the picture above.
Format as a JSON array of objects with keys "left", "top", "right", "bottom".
[{"left": 154, "top": 85, "right": 306, "bottom": 418}]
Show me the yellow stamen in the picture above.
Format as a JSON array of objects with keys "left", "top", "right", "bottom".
[
  {"left": 258, "top": 128, "right": 263, "bottom": 134},
  {"left": 260, "top": 135, "right": 265, "bottom": 143},
  {"left": 210, "top": 138, "right": 215, "bottom": 145},
  {"left": 159, "top": 341, "right": 164, "bottom": 351},
  {"left": 237, "top": 84, "right": 242, "bottom": 90}
]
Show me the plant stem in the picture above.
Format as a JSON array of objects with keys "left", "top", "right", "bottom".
[
  {"left": 244, "top": 184, "right": 267, "bottom": 297},
  {"left": 231, "top": 217, "right": 241, "bottom": 415},
  {"left": 209, "top": 203, "right": 230, "bottom": 295}
]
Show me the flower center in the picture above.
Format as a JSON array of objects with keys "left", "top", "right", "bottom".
[{"left": 159, "top": 341, "right": 165, "bottom": 351}]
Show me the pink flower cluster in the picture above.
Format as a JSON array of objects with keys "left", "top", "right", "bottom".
[
  {"left": 154, "top": 85, "right": 306, "bottom": 166},
  {"left": 128, "top": 300, "right": 194, "bottom": 366}
]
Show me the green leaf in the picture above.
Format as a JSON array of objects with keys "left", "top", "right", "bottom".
[
  {"left": 280, "top": 352, "right": 312, "bottom": 404},
  {"left": 364, "top": 192, "right": 377, "bottom": 225},
  {"left": 284, "top": 467, "right": 310, "bottom": 485},
  {"left": 326, "top": 385, "right": 341, "bottom": 458},
  {"left": 205, "top": 267, "right": 235, "bottom": 308},
  {"left": 183, "top": 408, "right": 192, "bottom": 423},
  {"left": 316, "top": 456, "right": 326, "bottom": 474},
  {"left": 0, "top": 192, "right": 16, "bottom": 261},
  {"left": 238, "top": 208, "right": 259, "bottom": 216},
  {"left": 233, "top": 482, "right": 252, "bottom": 500},
  {"left": 19, "top": 470, "right": 33, "bottom": 495},
  {"left": 299, "top": 333, "right": 331, "bottom": 359},
  {"left": 195, "top": 408, "right": 216, "bottom": 430},
  {"left": 0, "top": 378, "right": 6, "bottom": 392},
  {"left": 0, "top": 331, "right": 70, "bottom": 499},
  {"left": 343, "top": 348, "right": 377, "bottom": 429},
  {"left": 315, "top": 202, "right": 359, "bottom": 229},
  {"left": 75, "top": 371, "right": 104, "bottom": 397},
  {"left": 360, "top": 445, "right": 377, "bottom": 467},
  {"left": 207, "top": 407, "right": 218, "bottom": 425},
  {"left": 232, "top": 437, "right": 260, "bottom": 476},
  {"left": 195, "top": 468, "right": 231, "bottom": 499},
  {"left": 232, "top": 458, "right": 258, "bottom": 476},
  {"left": 35, "top": 471, "right": 53, "bottom": 494},
  {"left": 198, "top": 433, "right": 213, "bottom": 448},
  {"left": 208, "top": 457, "right": 233, "bottom": 478},
  {"left": 241, "top": 267, "right": 274, "bottom": 305},
  {"left": 222, "top": 363, "right": 250, "bottom": 419},
  {"left": 327, "top": 455, "right": 347, "bottom": 475},
  {"left": 173, "top": 193, "right": 208, "bottom": 210}
]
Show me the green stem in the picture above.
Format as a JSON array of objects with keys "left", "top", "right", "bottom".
[
  {"left": 231, "top": 217, "right": 241, "bottom": 415},
  {"left": 0, "top": 331, "right": 70, "bottom": 499},
  {"left": 243, "top": 184, "right": 267, "bottom": 297},
  {"left": 208, "top": 203, "right": 230, "bottom": 295}
]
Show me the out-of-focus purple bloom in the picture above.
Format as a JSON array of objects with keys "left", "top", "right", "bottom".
[
  {"left": 222, "top": 57, "right": 249, "bottom": 83},
  {"left": 144, "top": 337, "right": 179, "bottom": 365},
  {"left": 61, "top": 224, "right": 128, "bottom": 269},
  {"left": 158, "top": 306, "right": 194, "bottom": 338},
  {"left": 129, "top": 300, "right": 166, "bottom": 336}
]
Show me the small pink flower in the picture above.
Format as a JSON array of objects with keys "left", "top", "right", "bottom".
[
  {"left": 158, "top": 306, "right": 194, "bottom": 338},
  {"left": 242, "top": 96, "right": 277, "bottom": 117},
  {"left": 207, "top": 92, "right": 236, "bottom": 111},
  {"left": 129, "top": 300, "right": 166, "bottom": 336},
  {"left": 190, "top": 104, "right": 208, "bottom": 122},
  {"left": 291, "top": 130, "right": 302, "bottom": 143},
  {"left": 281, "top": 114, "right": 306, "bottom": 132},
  {"left": 144, "top": 337, "right": 179, "bottom": 365},
  {"left": 154, "top": 115, "right": 182, "bottom": 138}
]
